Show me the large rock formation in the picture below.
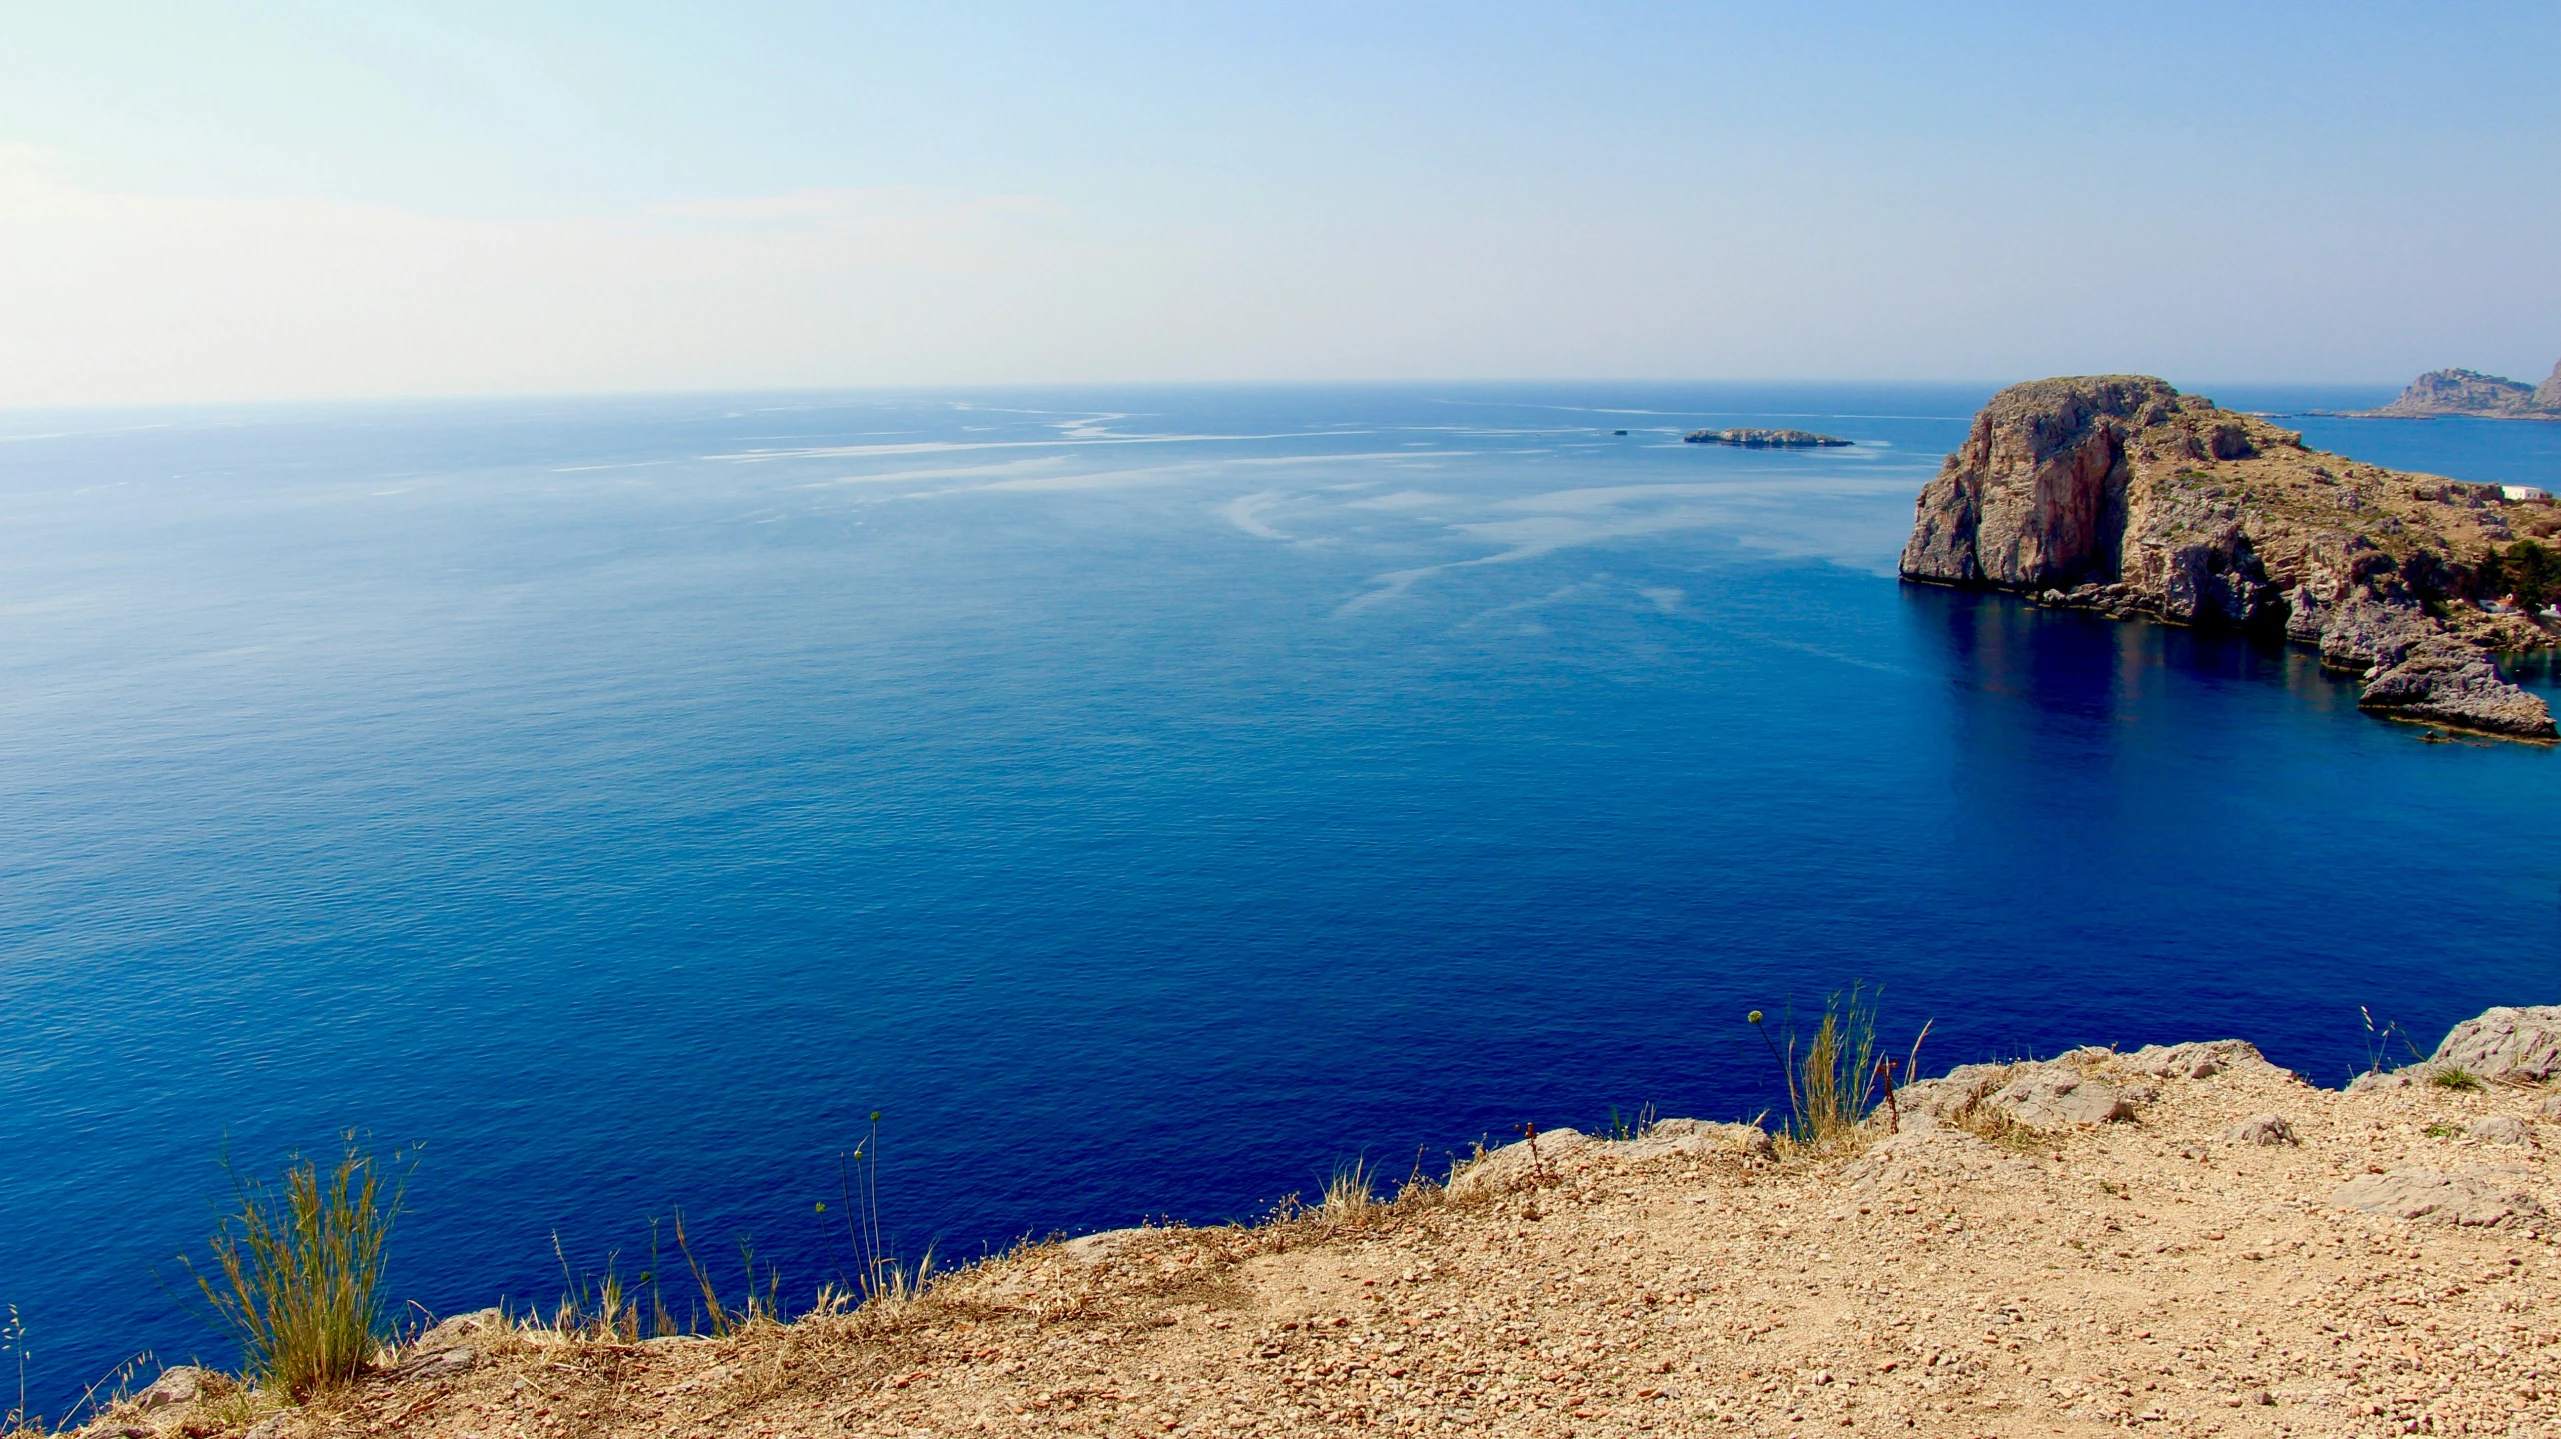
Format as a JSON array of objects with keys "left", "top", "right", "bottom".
[
  {"left": 2365, "top": 362, "right": 2561, "bottom": 419},
  {"left": 1900, "top": 376, "right": 2557, "bottom": 739}
]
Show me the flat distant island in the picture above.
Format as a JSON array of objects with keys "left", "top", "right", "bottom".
[
  {"left": 2354, "top": 359, "right": 2561, "bottom": 419},
  {"left": 1900, "top": 375, "right": 2559, "bottom": 739},
  {"left": 1682, "top": 427, "right": 1852, "bottom": 448}
]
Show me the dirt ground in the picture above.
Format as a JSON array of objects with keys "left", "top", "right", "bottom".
[{"left": 87, "top": 1041, "right": 2561, "bottom": 1439}]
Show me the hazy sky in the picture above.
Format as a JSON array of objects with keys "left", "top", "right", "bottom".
[{"left": 2, "top": 2, "right": 2556, "bottom": 403}]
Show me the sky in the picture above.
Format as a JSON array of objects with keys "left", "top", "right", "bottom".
[{"left": 0, "top": 1, "right": 2555, "bottom": 404}]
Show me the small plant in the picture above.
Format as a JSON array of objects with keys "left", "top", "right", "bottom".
[
  {"left": 2359, "top": 1007, "right": 2424, "bottom": 1081},
  {"left": 3, "top": 1304, "right": 28, "bottom": 1436},
  {"left": 2430, "top": 1067, "right": 2483, "bottom": 1092},
  {"left": 2424, "top": 1121, "right": 2465, "bottom": 1138},
  {"left": 1601, "top": 1104, "right": 1657, "bottom": 1141},
  {"left": 826, "top": 1110, "right": 922, "bottom": 1305},
  {"left": 1317, "top": 1158, "right": 1381, "bottom": 1227},
  {"left": 546, "top": 1235, "right": 639, "bottom": 1341},
  {"left": 1748, "top": 985, "right": 1925, "bottom": 1148},
  {"left": 178, "top": 1133, "right": 415, "bottom": 1401}
]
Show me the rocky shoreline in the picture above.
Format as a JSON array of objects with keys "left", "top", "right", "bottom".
[
  {"left": 67, "top": 1006, "right": 2561, "bottom": 1439},
  {"left": 1899, "top": 375, "right": 2559, "bottom": 739}
]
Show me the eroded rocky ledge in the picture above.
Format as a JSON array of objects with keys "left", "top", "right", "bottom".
[
  {"left": 82, "top": 1006, "right": 2561, "bottom": 1439},
  {"left": 1899, "top": 375, "right": 2557, "bottom": 739}
]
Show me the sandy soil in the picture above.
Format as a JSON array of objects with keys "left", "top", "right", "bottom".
[{"left": 86, "top": 1042, "right": 2561, "bottom": 1439}]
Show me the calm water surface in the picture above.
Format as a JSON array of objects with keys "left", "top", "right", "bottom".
[{"left": 3, "top": 383, "right": 2556, "bottom": 1413}]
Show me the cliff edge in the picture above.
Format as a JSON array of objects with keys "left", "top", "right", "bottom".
[
  {"left": 84, "top": 1006, "right": 2561, "bottom": 1439},
  {"left": 1900, "top": 376, "right": 2557, "bottom": 739}
]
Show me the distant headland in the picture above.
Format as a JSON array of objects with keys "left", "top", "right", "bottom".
[
  {"left": 2349, "top": 360, "right": 2561, "bottom": 419},
  {"left": 1900, "top": 375, "right": 2558, "bottom": 739},
  {"left": 1682, "top": 427, "right": 1852, "bottom": 448}
]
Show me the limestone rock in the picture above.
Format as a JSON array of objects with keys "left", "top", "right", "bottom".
[
  {"left": 2316, "top": 595, "right": 2435, "bottom": 671},
  {"left": 1615, "top": 1117, "right": 1776, "bottom": 1160},
  {"left": 1899, "top": 376, "right": 2172, "bottom": 589},
  {"left": 1899, "top": 375, "right": 2554, "bottom": 740},
  {"left": 244, "top": 1411, "right": 298, "bottom": 1439},
  {"left": 2359, "top": 636, "right": 2556, "bottom": 737},
  {"left": 2539, "top": 360, "right": 2561, "bottom": 413},
  {"left": 1448, "top": 1126, "right": 1593, "bottom": 1199},
  {"left": 391, "top": 1346, "right": 477, "bottom": 1382},
  {"left": 2466, "top": 1115, "right": 2534, "bottom": 1147},
  {"left": 2122, "top": 1040, "right": 2268, "bottom": 1081},
  {"left": 1984, "top": 1072, "right": 2136, "bottom": 1128},
  {"left": 2223, "top": 1114, "right": 2297, "bottom": 1146},
  {"left": 409, "top": 1307, "right": 502, "bottom": 1352},
  {"left": 132, "top": 1365, "right": 206, "bottom": 1410},
  {"left": 2330, "top": 1167, "right": 2547, "bottom": 1227},
  {"left": 2430, "top": 1006, "right": 2561, "bottom": 1080}
]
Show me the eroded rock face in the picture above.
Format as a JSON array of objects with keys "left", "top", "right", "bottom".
[
  {"left": 1900, "top": 376, "right": 2170, "bottom": 589},
  {"left": 2360, "top": 637, "right": 2560, "bottom": 737},
  {"left": 2430, "top": 1006, "right": 2561, "bottom": 1082},
  {"left": 1901, "top": 375, "right": 2555, "bottom": 740}
]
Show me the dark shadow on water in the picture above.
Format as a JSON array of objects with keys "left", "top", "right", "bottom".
[{"left": 1897, "top": 580, "right": 2366, "bottom": 733}]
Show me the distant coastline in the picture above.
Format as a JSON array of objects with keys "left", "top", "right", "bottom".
[{"left": 2326, "top": 359, "right": 2561, "bottom": 421}]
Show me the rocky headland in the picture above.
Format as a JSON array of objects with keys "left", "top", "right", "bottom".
[
  {"left": 2361, "top": 363, "right": 2561, "bottom": 420},
  {"left": 1682, "top": 428, "right": 1853, "bottom": 448},
  {"left": 77, "top": 1006, "right": 2561, "bottom": 1439},
  {"left": 1899, "top": 375, "right": 2559, "bottom": 739}
]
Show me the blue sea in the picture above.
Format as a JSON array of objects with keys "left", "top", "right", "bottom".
[{"left": 4, "top": 383, "right": 2558, "bottom": 1417}]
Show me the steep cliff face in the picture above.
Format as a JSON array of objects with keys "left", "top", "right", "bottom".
[
  {"left": 2539, "top": 360, "right": 2561, "bottom": 413},
  {"left": 1902, "top": 376, "right": 2556, "bottom": 739}
]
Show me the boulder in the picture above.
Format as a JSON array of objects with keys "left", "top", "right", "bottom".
[
  {"left": 2358, "top": 637, "right": 2555, "bottom": 737},
  {"left": 1447, "top": 1127, "right": 1593, "bottom": 1199},
  {"left": 1900, "top": 1057, "right": 2141, "bottom": 1130},
  {"left": 2223, "top": 1114, "right": 2297, "bottom": 1146},
  {"left": 1985, "top": 1072, "right": 2137, "bottom": 1128},
  {"left": 2466, "top": 1116, "right": 2534, "bottom": 1147},
  {"left": 2122, "top": 1040, "right": 2269, "bottom": 1081},
  {"left": 1445, "top": 1119, "right": 1772, "bottom": 1199},
  {"left": 408, "top": 1307, "right": 502, "bottom": 1352},
  {"left": 389, "top": 1346, "right": 476, "bottom": 1382},
  {"left": 2330, "top": 1167, "right": 2547, "bottom": 1228},
  {"left": 131, "top": 1365, "right": 206, "bottom": 1411},
  {"left": 2430, "top": 1006, "right": 2561, "bottom": 1081}
]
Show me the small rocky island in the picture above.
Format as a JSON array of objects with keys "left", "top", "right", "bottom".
[
  {"left": 1901, "top": 375, "right": 2558, "bottom": 739},
  {"left": 1682, "top": 427, "right": 1852, "bottom": 448},
  {"left": 2359, "top": 360, "right": 2561, "bottom": 419}
]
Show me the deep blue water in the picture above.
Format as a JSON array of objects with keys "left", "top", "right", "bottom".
[{"left": 4, "top": 382, "right": 2557, "bottom": 1418}]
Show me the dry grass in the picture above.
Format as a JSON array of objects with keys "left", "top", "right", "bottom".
[{"left": 178, "top": 1134, "right": 412, "bottom": 1402}]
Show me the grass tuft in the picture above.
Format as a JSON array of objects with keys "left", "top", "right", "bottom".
[
  {"left": 1316, "top": 1158, "right": 1382, "bottom": 1227},
  {"left": 1750, "top": 984, "right": 1911, "bottom": 1151},
  {"left": 178, "top": 1133, "right": 414, "bottom": 1402},
  {"left": 2430, "top": 1066, "right": 2483, "bottom": 1091}
]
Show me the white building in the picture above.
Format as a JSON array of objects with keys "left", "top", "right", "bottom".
[{"left": 2502, "top": 485, "right": 2549, "bottom": 502}]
